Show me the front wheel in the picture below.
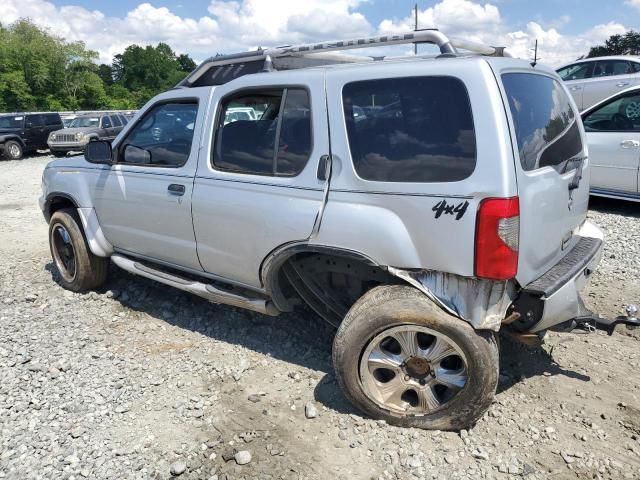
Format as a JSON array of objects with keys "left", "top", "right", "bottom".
[
  {"left": 3, "top": 140, "right": 23, "bottom": 160},
  {"left": 333, "top": 285, "right": 499, "bottom": 430},
  {"left": 49, "top": 208, "right": 108, "bottom": 291}
]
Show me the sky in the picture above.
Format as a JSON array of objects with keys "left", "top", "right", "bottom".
[{"left": 2, "top": 0, "right": 639, "bottom": 67}]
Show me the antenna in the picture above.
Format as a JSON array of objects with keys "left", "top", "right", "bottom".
[
  {"left": 414, "top": 4, "right": 418, "bottom": 55},
  {"left": 531, "top": 39, "right": 538, "bottom": 67}
]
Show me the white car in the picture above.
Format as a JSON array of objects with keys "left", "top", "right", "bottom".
[
  {"left": 557, "top": 56, "right": 640, "bottom": 110},
  {"left": 582, "top": 85, "right": 640, "bottom": 201}
]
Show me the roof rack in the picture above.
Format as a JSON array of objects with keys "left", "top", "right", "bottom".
[{"left": 178, "top": 29, "right": 511, "bottom": 88}]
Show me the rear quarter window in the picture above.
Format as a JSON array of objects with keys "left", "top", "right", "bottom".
[
  {"left": 502, "top": 73, "right": 583, "bottom": 172},
  {"left": 342, "top": 76, "right": 476, "bottom": 183}
]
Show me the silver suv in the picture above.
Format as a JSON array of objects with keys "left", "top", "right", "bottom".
[{"left": 40, "top": 30, "right": 614, "bottom": 430}]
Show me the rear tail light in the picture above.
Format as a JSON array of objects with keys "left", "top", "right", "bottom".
[{"left": 475, "top": 197, "right": 520, "bottom": 280}]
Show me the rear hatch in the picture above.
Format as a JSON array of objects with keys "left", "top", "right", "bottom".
[{"left": 498, "top": 70, "right": 590, "bottom": 286}]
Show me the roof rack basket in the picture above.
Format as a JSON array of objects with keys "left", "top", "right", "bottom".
[{"left": 178, "top": 29, "right": 510, "bottom": 88}]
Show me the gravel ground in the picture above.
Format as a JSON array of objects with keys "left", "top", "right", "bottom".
[{"left": 1, "top": 154, "right": 639, "bottom": 480}]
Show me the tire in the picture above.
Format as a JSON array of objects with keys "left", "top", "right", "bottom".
[
  {"left": 3, "top": 140, "right": 23, "bottom": 160},
  {"left": 625, "top": 101, "right": 640, "bottom": 120},
  {"left": 333, "top": 285, "right": 499, "bottom": 431},
  {"left": 49, "top": 208, "right": 108, "bottom": 292}
]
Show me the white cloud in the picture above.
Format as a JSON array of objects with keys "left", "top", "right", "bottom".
[
  {"left": 0, "top": 0, "right": 632, "bottom": 66},
  {"left": 625, "top": 0, "right": 640, "bottom": 11}
]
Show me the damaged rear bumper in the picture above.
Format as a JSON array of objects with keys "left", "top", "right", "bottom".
[{"left": 513, "top": 221, "right": 604, "bottom": 333}]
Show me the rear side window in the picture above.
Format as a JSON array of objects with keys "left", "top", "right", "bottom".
[
  {"left": 502, "top": 73, "right": 583, "bottom": 171},
  {"left": 592, "top": 60, "right": 635, "bottom": 78},
  {"left": 342, "top": 76, "right": 476, "bottom": 183},
  {"left": 110, "top": 115, "right": 122, "bottom": 127},
  {"left": 44, "top": 114, "right": 61, "bottom": 126},
  {"left": 213, "top": 88, "right": 312, "bottom": 176}
]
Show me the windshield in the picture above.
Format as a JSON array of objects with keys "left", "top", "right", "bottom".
[
  {"left": 70, "top": 117, "right": 99, "bottom": 128},
  {"left": 0, "top": 116, "right": 24, "bottom": 129}
]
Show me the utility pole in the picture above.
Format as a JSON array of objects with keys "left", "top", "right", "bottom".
[{"left": 414, "top": 3, "right": 418, "bottom": 55}]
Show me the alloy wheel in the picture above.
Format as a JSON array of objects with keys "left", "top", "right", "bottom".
[
  {"left": 359, "top": 325, "right": 468, "bottom": 415},
  {"left": 626, "top": 101, "right": 640, "bottom": 119},
  {"left": 8, "top": 143, "right": 21, "bottom": 159}
]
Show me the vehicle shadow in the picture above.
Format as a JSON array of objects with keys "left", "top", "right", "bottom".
[
  {"left": 45, "top": 261, "right": 336, "bottom": 374},
  {"left": 44, "top": 262, "right": 590, "bottom": 417},
  {"left": 496, "top": 334, "right": 590, "bottom": 393},
  {"left": 589, "top": 196, "right": 640, "bottom": 219}
]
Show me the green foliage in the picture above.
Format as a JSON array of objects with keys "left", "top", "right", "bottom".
[
  {"left": 0, "top": 19, "right": 198, "bottom": 112},
  {"left": 587, "top": 31, "right": 640, "bottom": 57}
]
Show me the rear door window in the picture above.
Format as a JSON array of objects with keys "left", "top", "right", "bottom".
[
  {"left": 213, "top": 88, "right": 312, "bottom": 176},
  {"left": 502, "top": 73, "right": 583, "bottom": 172},
  {"left": 342, "top": 76, "right": 476, "bottom": 182},
  {"left": 592, "top": 60, "right": 635, "bottom": 78}
]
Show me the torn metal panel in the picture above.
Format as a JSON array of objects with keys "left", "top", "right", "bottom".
[{"left": 388, "top": 267, "right": 514, "bottom": 331}]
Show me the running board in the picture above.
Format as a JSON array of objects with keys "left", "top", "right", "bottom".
[{"left": 111, "top": 254, "right": 279, "bottom": 316}]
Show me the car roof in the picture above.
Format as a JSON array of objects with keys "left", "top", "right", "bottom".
[{"left": 559, "top": 55, "right": 640, "bottom": 69}]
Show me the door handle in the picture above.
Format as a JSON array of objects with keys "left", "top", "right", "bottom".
[
  {"left": 620, "top": 140, "right": 640, "bottom": 149},
  {"left": 569, "top": 86, "right": 582, "bottom": 91},
  {"left": 168, "top": 183, "right": 186, "bottom": 195},
  {"left": 616, "top": 82, "right": 630, "bottom": 87}
]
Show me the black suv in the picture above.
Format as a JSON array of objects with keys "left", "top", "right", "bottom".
[{"left": 0, "top": 112, "right": 63, "bottom": 160}]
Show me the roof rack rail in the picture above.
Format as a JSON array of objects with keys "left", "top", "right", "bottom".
[{"left": 178, "top": 29, "right": 510, "bottom": 88}]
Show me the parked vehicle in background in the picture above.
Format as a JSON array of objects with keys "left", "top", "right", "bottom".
[
  {"left": 0, "top": 112, "right": 63, "bottom": 160},
  {"left": 48, "top": 113, "right": 129, "bottom": 157},
  {"left": 557, "top": 56, "right": 640, "bottom": 110},
  {"left": 40, "top": 30, "right": 633, "bottom": 431},
  {"left": 581, "top": 85, "right": 640, "bottom": 202},
  {"left": 223, "top": 106, "right": 257, "bottom": 124}
]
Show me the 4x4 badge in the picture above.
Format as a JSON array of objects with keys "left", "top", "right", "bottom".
[{"left": 432, "top": 199, "right": 469, "bottom": 220}]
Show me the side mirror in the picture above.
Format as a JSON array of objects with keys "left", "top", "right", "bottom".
[{"left": 85, "top": 141, "right": 113, "bottom": 165}]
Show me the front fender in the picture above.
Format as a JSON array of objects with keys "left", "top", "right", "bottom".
[{"left": 0, "top": 134, "right": 25, "bottom": 146}]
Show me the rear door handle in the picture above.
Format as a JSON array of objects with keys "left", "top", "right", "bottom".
[
  {"left": 621, "top": 140, "right": 640, "bottom": 149},
  {"left": 616, "top": 82, "right": 630, "bottom": 87},
  {"left": 168, "top": 183, "right": 186, "bottom": 195},
  {"left": 569, "top": 86, "right": 582, "bottom": 91}
]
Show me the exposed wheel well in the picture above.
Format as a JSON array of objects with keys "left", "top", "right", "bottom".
[
  {"left": 265, "top": 248, "right": 398, "bottom": 327},
  {"left": 45, "top": 195, "right": 78, "bottom": 223}
]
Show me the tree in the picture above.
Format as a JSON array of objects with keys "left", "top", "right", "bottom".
[
  {"left": 97, "top": 64, "right": 114, "bottom": 86},
  {"left": 588, "top": 31, "right": 640, "bottom": 57},
  {"left": 0, "top": 18, "right": 198, "bottom": 111},
  {"left": 177, "top": 53, "right": 197, "bottom": 72}
]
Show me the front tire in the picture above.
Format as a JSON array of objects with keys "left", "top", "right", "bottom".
[
  {"left": 3, "top": 140, "right": 23, "bottom": 160},
  {"left": 49, "top": 208, "right": 108, "bottom": 291},
  {"left": 333, "top": 285, "right": 498, "bottom": 431}
]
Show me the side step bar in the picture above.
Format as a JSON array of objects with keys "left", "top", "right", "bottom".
[{"left": 111, "top": 254, "right": 279, "bottom": 317}]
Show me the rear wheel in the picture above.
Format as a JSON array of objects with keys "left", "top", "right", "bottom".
[
  {"left": 49, "top": 208, "right": 108, "bottom": 291},
  {"left": 3, "top": 140, "right": 23, "bottom": 160},
  {"left": 333, "top": 285, "right": 498, "bottom": 430},
  {"left": 626, "top": 101, "right": 640, "bottom": 120}
]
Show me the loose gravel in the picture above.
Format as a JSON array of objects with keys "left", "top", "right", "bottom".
[{"left": 1, "top": 154, "right": 639, "bottom": 480}]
